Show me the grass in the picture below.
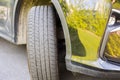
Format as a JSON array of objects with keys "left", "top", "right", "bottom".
[{"left": 70, "top": 28, "right": 101, "bottom": 62}]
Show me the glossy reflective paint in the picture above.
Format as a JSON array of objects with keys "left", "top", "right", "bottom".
[
  {"left": 0, "top": 0, "right": 52, "bottom": 43},
  {"left": 0, "top": 0, "right": 16, "bottom": 42},
  {"left": 111, "top": 0, "right": 120, "bottom": 23},
  {"left": 0, "top": 0, "right": 15, "bottom": 38},
  {"left": 104, "top": 27, "right": 120, "bottom": 63},
  {"left": 103, "top": 0, "right": 120, "bottom": 63},
  {"left": 59, "top": 0, "right": 111, "bottom": 64},
  {"left": 112, "top": 0, "right": 120, "bottom": 9}
]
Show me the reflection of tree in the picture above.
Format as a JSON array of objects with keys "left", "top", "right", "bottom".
[
  {"left": 60, "top": 0, "right": 109, "bottom": 36},
  {"left": 66, "top": 8, "right": 107, "bottom": 36},
  {"left": 59, "top": 0, "right": 84, "bottom": 16},
  {"left": 59, "top": 0, "right": 70, "bottom": 16},
  {"left": 59, "top": 0, "right": 111, "bottom": 60}
]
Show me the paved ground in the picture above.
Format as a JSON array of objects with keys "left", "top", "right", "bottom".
[
  {"left": 0, "top": 38, "right": 119, "bottom": 80},
  {"left": 0, "top": 38, "right": 30, "bottom": 80}
]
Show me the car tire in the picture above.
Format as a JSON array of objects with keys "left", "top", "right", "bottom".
[{"left": 27, "top": 6, "right": 59, "bottom": 80}]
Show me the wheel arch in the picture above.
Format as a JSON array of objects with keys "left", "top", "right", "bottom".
[
  {"left": 51, "top": 0, "right": 72, "bottom": 62},
  {"left": 14, "top": 0, "right": 51, "bottom": 44},
  {"left": 14, "top": 0, "right": 72, "bottom": 61}
]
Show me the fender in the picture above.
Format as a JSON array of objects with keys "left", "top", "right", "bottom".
[
  {"left": 0, "top": 0, "right": 15, "bottom": 43},
  {"left": 51, "top": 0, "right": 120, "bottom": 78},
  {"left": 51, "top": 0, "right": 72, "bottom": 65},
  {"left": 52, "top": 0, "right": 111, "bottom": 66}
]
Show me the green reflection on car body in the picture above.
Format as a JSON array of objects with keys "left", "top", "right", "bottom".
[
  {"left": 113, "top": 0, "right": 120, "bottom": 9},
  {"left": 59, "top": 0, "right": 111, "bottom": 63},
  {"left": 104, "top": 0, "right": 120, "bottom": 63},
  {"left": 105, "top": 31, "right": 120, "bottom": 58}
]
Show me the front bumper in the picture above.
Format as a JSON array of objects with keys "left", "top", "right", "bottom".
[{"left": 66, "top": 58, "right": 120, "bottom": 78}]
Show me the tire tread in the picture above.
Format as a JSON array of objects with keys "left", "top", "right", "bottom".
[{"left": 27, "top": 6, "right": 58, "bottom": 80}]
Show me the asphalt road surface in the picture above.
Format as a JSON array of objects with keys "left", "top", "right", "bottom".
[{"left": 0, "top": 38, "right": 119, "bottom": 80}]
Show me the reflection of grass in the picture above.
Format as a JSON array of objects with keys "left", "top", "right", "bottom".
[
  {"left": 105, "top": 31, "right": 120, "bottom": 58},
  {"left": 71, "top": 29, "right": 100, "bottom": 61},
  {"left": 113, "top": 1, "right": 120, "bottom": 9}
]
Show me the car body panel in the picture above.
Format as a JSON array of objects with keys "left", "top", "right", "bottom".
[
  {"left": 104, "top": 27, "right": 120, "bottom": 63},
  {"left": 0, "top": 0, "right": 15, "bottom": 42},
  {"left": 113, "top": 0, "right": 120, "bottom": 9},
  {"left": 0, "top": 0, "right": 51, "bottom": 44},
  {"left": 112, "top": 0, "right": 120, "bottom": 20},
  {"left": 52, "top": 0, "right": 120, "bottom": 78},
  {"left": 109, "top": 0, "right": 120, "bottom": 23},
  {"left": 57, "top": 0, "right": 111, "bottom": 66},
  {"left": 104, "top": 0, "right": 120, "bottom": 63},
  {"left": 1, "top": 0, "right": 120, "bottom": 78}
]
